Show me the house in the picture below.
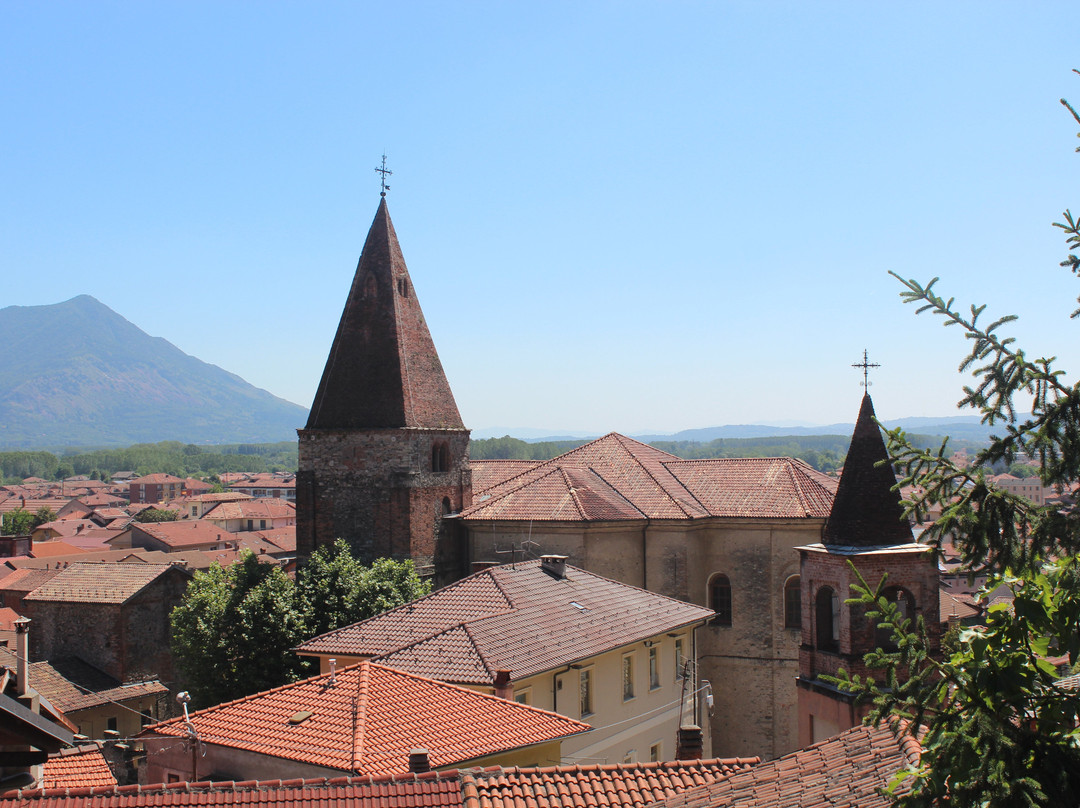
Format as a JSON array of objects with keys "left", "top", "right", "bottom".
[
  {"left": 296, "top": 556, "right": 715, "bottom": 764},
  {"left": 21, "top": 562, "right": 192, "bottom": 688},
  {"left": 200, "top": 499, "right": 296, "bottom": 533},
  {"left": 0, "top": 647, "right": 167, "bottom": 740},
  {"left": 170, "top": 492, "right": 251, "bottom": 520},
  {"left": 139, "top": 660, "right": 590, "bottom": 783},
  {"left": 128, "top": 475, "right": 186, "bottom": 505},
  {"left": 0, "top": 756, "right": 759, "bottom": 807},
  {"left": 0, "top": 619, "right": 75, "bottom": 789},
  {"left": 112, "top": 521, "right": 237, "bottom": 553},
  {"left": 225, "top": 474, "right": 296, "bottom": 501},
  {"left": 0, "top": 569, "right": 61, "bottom": 614}
]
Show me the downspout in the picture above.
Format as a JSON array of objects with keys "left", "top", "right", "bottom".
[
  {"left": 641, "top": 518, "right": 650, "bottom": 589},
  {"left": 552, "top": 664, "right": 572, "bottom": 714}
]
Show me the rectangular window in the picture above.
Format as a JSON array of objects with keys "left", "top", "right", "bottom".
[
  {"left": 649, "top": 646, "right": 660, "bottom": 690},
  {"left": 107, "top": 716, "right": 118, "bottom": 732},
  {"left": 580, "top": 668, "right": 593, "bottom": 716},
  {"left": 623, "top": 654, "right": 635, "bottom": 701},
  {"left": 514, "top": 688, "right": 531, "bottom": 705},
  {"left": 674, "top": 638, "right": 685, "bottom": 680},
  {"left": 650, "top": 742, "right": 662, "bottom": 762}
]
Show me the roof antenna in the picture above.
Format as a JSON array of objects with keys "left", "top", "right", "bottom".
[
  {"left": 375, "top": 154, "right": 392, "bottom": 197},
  {"left": 852, "top": 349, "right": 880, "bottom": 389}
]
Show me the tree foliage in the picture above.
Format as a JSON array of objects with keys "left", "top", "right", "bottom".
[
  {"left": 135, "top": 507, "right": 180, "bottom": 523},
  {"left": 170, "top": 543, "right": 430, "bottom": 707},
  {"left": 839, "top": 86, "right": 1080, "bottom": 807}
]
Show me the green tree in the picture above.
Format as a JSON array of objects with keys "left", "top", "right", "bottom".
[
  {"left": 170, "top": 551, "right": 307, "bottom": 708},
  {"left": 840, "top": 88, "right": 1080, "bottom": 807},
  {"left": 1, "top": 508, "right": 35, "bottom": 536},
  {"left": 32, "top": 507, "right": 57, "bottom": 528},
  {"left": 134, "top": 507, "right": 180, "bottom": 523},
  {"left": 295, "top": 539, "right": 431, "bottom": 639}
]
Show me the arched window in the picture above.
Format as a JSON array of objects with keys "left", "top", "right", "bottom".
[
  {"left": 439, "top": 443, "right": 450, "bottom": 471},
  {"left": 442, "top": 497, "right": 452, "bottom": 515},
  {"left": 874, "top": 586, "right": 916, "bottom": 650},
  {"left": 784, "top": 575, "right": 802, "bottom": 629},
  {"left": 816, "top": 586, "right": 840, "bottom": 652},
  {"left": 431, "top": 444, "right": 441, "bottom": 472},
  {"left": 709, "top": 574, "right": 732, "bottom": 626}
]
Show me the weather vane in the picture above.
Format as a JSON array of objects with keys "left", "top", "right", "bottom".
[
  {"left": 375, "top": 154, "right": 392, "bottom": 197},
  {"left": 852, "top": 349, "right": 880, "bottom": 388}
]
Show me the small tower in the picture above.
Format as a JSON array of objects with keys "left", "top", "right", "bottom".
[
  {"left": 795, "top": 394, "right": 939, "bottom": 746},
  {"left": 296, "top": 197, "right": 471, "bottom": 578}
]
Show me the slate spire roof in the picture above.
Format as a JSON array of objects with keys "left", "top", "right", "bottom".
[
  {"left": 823, "top": 394, "right": 913, "bottom": 547},
  {"left": 306, "top": 198, "right": 465, "bottom": 431}
]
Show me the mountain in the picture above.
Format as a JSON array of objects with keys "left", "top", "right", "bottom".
[{"left": 0, "top": 295, "right": 309, "bottom": 448}]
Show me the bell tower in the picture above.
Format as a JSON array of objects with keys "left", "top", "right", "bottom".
[
  {"left": 296, "top": 196, "right": 471, "bottom": 578},
  {"left": 795, "top": 393, "right": 939, "bottom": 745}
]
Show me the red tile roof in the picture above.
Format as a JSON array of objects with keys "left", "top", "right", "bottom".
[
  {"left": 201, "top": 499, "right": 296, "bottom": 520},
  {"left": 645, "top": 723, "right": 919, "bottom": 808},
  {"left": 462, "top": 434, "right": 835, "bottom": 523},
  {"left": 39, "top": 744, "right": 118, "bottom": 790},
  {"left": 1, "top": 772, "right": 466, "bottom": 807},
  {"left": 462, "top": 758, "right": 759, "bottom": 808},
  {"left": 0, "top": 567, "right": 62, "bottom": 595},
  {"left": 142, "top": 661, "right": 589, "bottom": 776},
  {"left": 24, "top": 562, "right": 187, "bottom": 604},
  {"left": 252, "top": 527, "right": 297, "bottom": 553},
  {"left": 469, "top": 461, "right": 541, "bottom": 491},
  {"left": 130, "top": 520, "right": 233, "bottom": 549},
  {"left": 128, "top": 474, "right": 186, "bottom": 485},
  {"left": 297, "top": 561, "right": 714, "bottom": 685}
]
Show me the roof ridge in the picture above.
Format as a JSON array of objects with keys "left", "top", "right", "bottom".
[
  {"left": 577, "top": 466, "right": 646, "bottom": 518},
  {"left": 606, "top": 447, "right": 700, "bottom": 518},
  {"left": 559, "top": 467, "right": 591, "bottom": 521},
  {"left": 350, "top": 659, "right": 370, "bottom": 772}
]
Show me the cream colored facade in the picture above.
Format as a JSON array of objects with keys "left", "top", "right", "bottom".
[
  {"left": 461, "top": 516, "right": 825, "bottom": 760},
  {"left": 306, "top": 627, "right": 704, "bottom": 766}
]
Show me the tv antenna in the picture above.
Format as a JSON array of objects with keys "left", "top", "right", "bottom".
[{"left": 493, "top": 539, "right": 542, "bottom": 569}]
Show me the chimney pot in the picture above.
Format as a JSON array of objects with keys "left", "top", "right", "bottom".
[
  {"left": 493, "top": 670, "right": 513, "bottom": 700},
  {"left": 408, "top": 748, "right": 431, "bottom": 773},
  {"left": 540, "top": 555, "right": 568, "bottom": 579}
]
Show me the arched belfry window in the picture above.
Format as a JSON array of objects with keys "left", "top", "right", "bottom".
[
  {"left": 816, "top": 586, "right": 840, "bottom": 652},
  {"left": 709, "top": 574, "right": 732, "bottom": 626},
  {"left": 431, "top": 442, "right": 450, "bottom": 473},
  {"left": 874, "top": 586, "right": 916, "bottom": 650},
  {"left": 398, "top": 277, "right": 409, "bottom": 297},
  {"left": 784, "top": 575, "right": 802, "bottom": 629}
]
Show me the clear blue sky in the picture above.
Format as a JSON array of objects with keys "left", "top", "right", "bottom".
[{"left": 3, "top": 3, "right": 1078, "bottom": 436}]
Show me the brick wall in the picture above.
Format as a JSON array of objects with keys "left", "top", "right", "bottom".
[{"left": 297, "top": 427, "right": 471, "bottom": 579}]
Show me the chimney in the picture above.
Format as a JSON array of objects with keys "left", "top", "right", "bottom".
[
  {"left": 408, "top": 748, "right": 431, "bottom": 773},
  {"left": 328, "top": 658, "right": 337, "bottom": 685},
  {"left": 676, "top": 725, "right": 703, "bottom": 760},
  {"left": 540, "top": 555, "right": 568, "bottom": 579},
  {"left": 493, "top": 670, "right": 513, "bottom": 700},
  {"left": 14, "top": 616, "right": 30, "bottom": 697}
]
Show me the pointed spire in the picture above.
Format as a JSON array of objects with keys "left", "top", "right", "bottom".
[
  {"left": 306, "top": 198, "right": 465, "bottom": 431},
  {"left": 823, "top": 394, "right": 912, "bottom": 547}
]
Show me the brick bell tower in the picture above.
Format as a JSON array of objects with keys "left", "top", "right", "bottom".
[
  {"left": 795, "top": 393, "right": 939, "bottom": 746},
  {"left": 297, "top": 195, "right": 471, "bottom": 578}
]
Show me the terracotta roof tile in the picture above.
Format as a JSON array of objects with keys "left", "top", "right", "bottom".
[
  {"left": 130, "top": 521, "right": 233, "bottom": 549},
  {"left": 645, "top": 723, "right": 917, "bottom": 808},
  {"left": 462, "top": 434, "right": 835, "bottom": 523},
  {"left": 0, "top": 567, "right": 62, "bottom": 595},
  {"left": 1, "top": 772, "right": 465, "bottom": 807},
  {"left": 24, "top": 562, "right": 186, "bottom": 604},
  {"left": 142, "top": 662, "right": 588, "bottom": 776},
  {"left": 39, "top": 744, "right": 118, "bottom": 790},
  {"left": 201, "top": 500, "right": 296, "bottom": 520},
  {"left": 461, "top": 758, "right": 758, "bottom": 808},
  {"left": 298, "top": 561, "right": 713, "bottom": 685},
  {"left": 471, "top": 461, "right": 543, "bottom": 492}
]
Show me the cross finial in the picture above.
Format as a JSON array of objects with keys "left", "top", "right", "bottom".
[
  {"left": 852, "top": 349, "right": 880, "bottom": 388},
  {"left": 375, "top": 154, "right": 392, "bottom": 197}
]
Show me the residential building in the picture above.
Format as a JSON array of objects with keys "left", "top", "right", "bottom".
[
  {"left": 21, "top": 562, "right": 192, "bottom": 687},
  {"left": 296, "top": 556, "right": 714, "bottom": 764},
  {"left": 225, "top": 475, "right": 296, "bottom": 501},
  {"left": 112, "top": 521, "right": 237, "bottom": 553},
  {"left": 200, "top": 499, "right": 296, "bottom": 533},
  {"left": 128, "top": 475, "right": 186, "bottom": 505},
  {"left": 139, "top": 660, "right": 590, "bottom": 783}
]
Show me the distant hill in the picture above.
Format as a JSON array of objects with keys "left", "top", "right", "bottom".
[{"left": 0, "top": 295, "right": 309, "bottom": 448}]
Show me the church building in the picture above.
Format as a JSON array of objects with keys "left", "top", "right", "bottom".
[
  {"left": 298, "top": 192, "right": 936, "bottom": 762},
  {"left": 296, "top": 197, "right": 471, "bottom": 576}
]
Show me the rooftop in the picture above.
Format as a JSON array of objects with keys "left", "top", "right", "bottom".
[
  {"left": 297, "top": 560, "right": 714, "bottom": 685},
  {"left": 24, "top": 562, "right": 187, "bottom": 604},
  {"left": 142, "top": 661, "right": 589, "bottom": 775}
]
